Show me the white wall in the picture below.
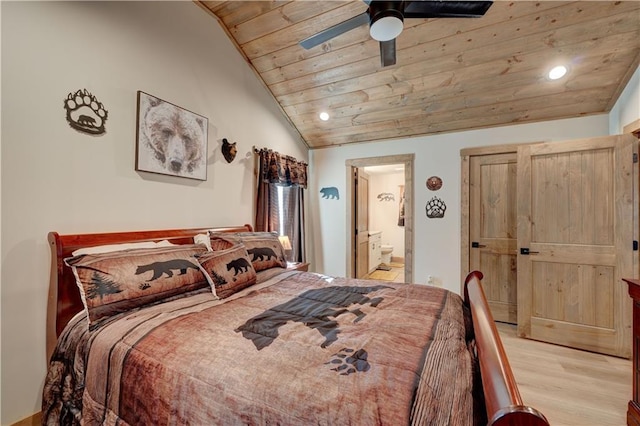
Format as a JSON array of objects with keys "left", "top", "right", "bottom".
[
  {"left": 367, "top": 171, "right": 405, "bottom": 257},
  {"left": 0, "top": 2, "right": 306, "bottom": 424},
  {"left": 309, "top": 114, "right": 612, "bottom": 291},
  {"left": 610, "top": 65, "right": 640, "bottom": 134},
  {"left": 2, "top": 2, "right": 639, "bottom": 423}
]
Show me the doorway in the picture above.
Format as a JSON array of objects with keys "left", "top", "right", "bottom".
[
  {"left": 461, "top": 135, "right": 637, "bottom": 357},
  {"left": 345, "top": 154, "right": 414, "bottom": 283}
]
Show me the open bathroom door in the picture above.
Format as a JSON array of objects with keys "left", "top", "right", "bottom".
[{"left": 354, "top": 167, "right": 370, "bottom": 278}]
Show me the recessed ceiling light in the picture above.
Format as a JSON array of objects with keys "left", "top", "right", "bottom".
[
  {"left": 548, "top": 65, "right": 568, "bottom": 80},
  {"left": 319, "top": 112, "right": 330, "bottom": 121}
]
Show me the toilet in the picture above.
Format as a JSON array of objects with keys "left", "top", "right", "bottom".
[{"left": 380, "top": 245, "right": 393, "bottom": 265}]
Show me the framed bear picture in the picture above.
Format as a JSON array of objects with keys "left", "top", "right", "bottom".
[{"left": 135, "top": 91, "right": 208, "bottom": 180}]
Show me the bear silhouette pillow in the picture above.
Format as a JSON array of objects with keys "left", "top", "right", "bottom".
[
  {"left": 197, "top": 244, "right": 257, "bottom": 299},
  {"left": 65, "top": 245, "right": 209, "bottom": 328},
  {"left": 209, "top": 231, "right": 287, "bottom": 272}
]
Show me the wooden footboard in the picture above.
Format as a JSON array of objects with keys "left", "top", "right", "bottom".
[{"left": 464, "top": 271, "right": 549, "bottom": 426}]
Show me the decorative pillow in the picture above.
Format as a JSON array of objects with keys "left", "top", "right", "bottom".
[
  {"left": 193, "top": 233, "right": 213, "bottom": 251},
  {"left": 71, "top": 239, "right": 176, "bottom": 256},
  {"left": 65, "top": 245, "right": 209, "bottom": 327},
  {"left": 197, "top": 244, "right": 257, "bottom": 299},
  {"left": 208, "top": 234, "right": 238, "bottom": 251},
  {"left": 209, "top": 231, "right": 287, "bottom": 272}
]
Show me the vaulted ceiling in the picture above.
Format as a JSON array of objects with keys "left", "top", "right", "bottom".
[{"left": 196, "top": 1, "right": 640, "bottom": 149}]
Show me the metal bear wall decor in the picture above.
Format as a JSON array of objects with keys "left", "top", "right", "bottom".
[
  {"left": 221, "top": 138, "right": 237, "bottom": 163},
  {"left": 320, "top": 187, "right": 339, "bottom": 200},
  {"left": 426, "top": 196, "right": 447, "bottom": 218},
  {"left": 64, "top": 89, "right": 108, "bottom": 135}
]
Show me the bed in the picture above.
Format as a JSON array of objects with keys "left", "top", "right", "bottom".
[{"left": 43, "top": 225, "right": 548, "bottom": 426}]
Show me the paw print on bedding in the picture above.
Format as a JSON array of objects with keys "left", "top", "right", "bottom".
[
  {"left": 325, "top": 348, "right": 370, "bottom": 375},
  {"left": 64, "top": 89, "right": 108, "bottom": 135}
]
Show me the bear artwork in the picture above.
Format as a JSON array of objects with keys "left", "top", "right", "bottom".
[
  {"left": 136, "top": 91, "right": 208, "bottom": 180},
  {"left": 320, "top": 186, "right": 340, "bottom": 200},
  {"left": 247, "top": 247, "right": 277, "bottom": 261},
  {"left": 235, "top": 284, "right": 392, "bottom": 350},
  {"left": 226, "top": 258, "right": 251, "bottom": 275},
  {"left": 221, "top": 138, "right": 237, "bottom": 163},
  {"left": 426, "top": 196, "right": 447, "bottom": 218},
  {"left": 135, "top": 259, "right": 200, "bottom": 281},
  {"left": 63, "top": 89, "right": 108, "bottom": 135}
]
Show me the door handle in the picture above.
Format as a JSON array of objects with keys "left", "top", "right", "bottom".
[
  {"left": 471, "top": 242, "right": 487, "bottom": 248},
  {"left": 520, "top": 248, "right": 540, "bottom": 255}
]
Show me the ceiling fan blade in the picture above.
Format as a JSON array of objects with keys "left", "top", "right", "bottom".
[
  {"left": 404, "top": 1, "right": 493, "bottom": 18},
  {"left": 380, "top": 39, "right": 396, "bottom": 67},
  {"left": 300, "top": 12, "right": 370, "bottom": 50}
]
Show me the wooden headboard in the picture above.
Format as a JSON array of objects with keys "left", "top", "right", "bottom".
[{"left": 46, "top": 224, "right": 252, "bottom": 360}]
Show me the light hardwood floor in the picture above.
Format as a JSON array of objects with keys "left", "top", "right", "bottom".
[{"left": 497, "top": 322, "right": 631, "bottom": 426}]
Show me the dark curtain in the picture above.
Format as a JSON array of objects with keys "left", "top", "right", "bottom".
[
  {"left": 256, "top": 181, "right": 279, "bottom": 233},
  {"left": 255, "top": 149, "right": 307, "bottom": 262}
]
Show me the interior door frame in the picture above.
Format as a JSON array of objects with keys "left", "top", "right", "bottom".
[
  {"left": 625, "top": 119, "right": 640, "bottom": 279},
  {"left": 460, "top": 142, "right": 539, "bottom": 291},
  {"left": 355, "top": 167, "right": 370, "bottom": 278},
  {"left": 345, "top": 154, "right": 414, "bottom": 283}
]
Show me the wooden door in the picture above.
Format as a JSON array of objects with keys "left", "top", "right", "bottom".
[
  {"left": 469, "top": 153, "right": 518, "bottom": 323},
  {"left": 355, "top": 168, "right": 369, "bottom": 278},
  {"left": 517, "top": 134, "right": 636, "bottom": 357}
]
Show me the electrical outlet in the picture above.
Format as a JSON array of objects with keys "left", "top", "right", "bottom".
[{"left": 427, "top": 275, "right": 442, "bottom": 287}]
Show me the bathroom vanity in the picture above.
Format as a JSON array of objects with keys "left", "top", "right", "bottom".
[{"left": 368, "top": 231, "right": 382, "bottom": 273}]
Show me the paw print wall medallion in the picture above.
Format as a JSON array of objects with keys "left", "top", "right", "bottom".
[
  {"left": 64, "top": 89, "right": 108, "bottom": 135},
  {"left": 426, "top": 196, "right": 447, "bottom": 218},
  {"left": 426, "top": 176, "right": 442, "bottom": 191}
]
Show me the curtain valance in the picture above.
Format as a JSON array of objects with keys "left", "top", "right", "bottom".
[{"left": 256, "top": 148, "right": 307, "bottom": 188}]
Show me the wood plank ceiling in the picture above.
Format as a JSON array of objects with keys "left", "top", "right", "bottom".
[{"left": 197, "top": 1, "right": 640, "bottom": 149}]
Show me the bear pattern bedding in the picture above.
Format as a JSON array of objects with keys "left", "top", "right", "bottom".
[{"left": 43, "top": 270, "right": 484, "bottom": 426}]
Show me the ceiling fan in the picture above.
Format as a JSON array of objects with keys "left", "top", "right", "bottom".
[{"left": 300, "top": 1, "right": 493, "bottom": 67}]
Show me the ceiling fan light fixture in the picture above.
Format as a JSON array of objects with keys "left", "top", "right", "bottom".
[{"left": 370, "top": 13, "right": 403, "bottom": 41}]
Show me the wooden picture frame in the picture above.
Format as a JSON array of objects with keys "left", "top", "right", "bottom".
[{"left": 135, "top": 91, "right": 208, "bottom": 180}]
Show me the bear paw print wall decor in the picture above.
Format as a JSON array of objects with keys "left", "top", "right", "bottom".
[
  {"left": 64, "top": 89, "right": 108, "bottom": 135},
  {"left": 221, "top": 138, "right": 237, "bottom": 163},
  {"left": 426, "top": 196, "right": 447, "bottom": 218}
]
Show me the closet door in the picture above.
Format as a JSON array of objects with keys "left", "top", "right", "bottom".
[
  {"left": 469, "top": 153, "right": 518, "bottom": 323},
  {"left": 517, "top": 135, "right": 635, "bottom": 357}
]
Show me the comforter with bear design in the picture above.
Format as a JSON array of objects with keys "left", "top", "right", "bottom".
[{"left": 43, "top": 270, "right": 484, "bottom": 425}]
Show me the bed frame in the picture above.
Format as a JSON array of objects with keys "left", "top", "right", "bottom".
[{"left": 47, "top": 225, "right": 548, "bottom": 426}]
